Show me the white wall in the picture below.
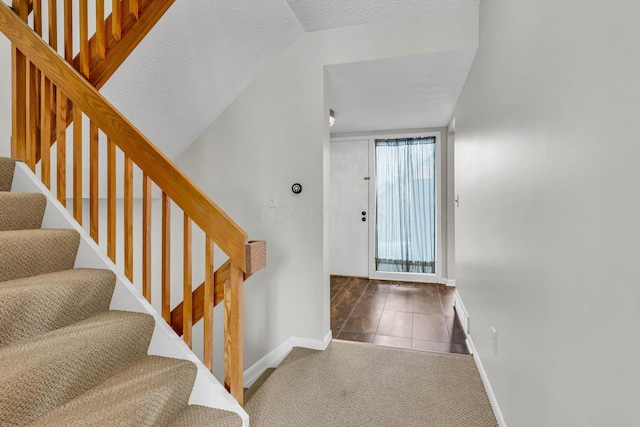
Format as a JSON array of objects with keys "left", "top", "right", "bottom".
[
  {"left": 176, "top": 8, "right": 479, "bottom": 369},
  {"left": 454, "top": 0, "right": 640, "bottom": 426}
]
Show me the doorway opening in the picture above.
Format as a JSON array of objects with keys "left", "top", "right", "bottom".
[{"left": 329, "top": 131, "right": 441, "bottom": 283}]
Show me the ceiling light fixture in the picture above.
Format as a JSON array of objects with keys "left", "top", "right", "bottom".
[{"left": 329, "top": 109, "right": 335, "bottom": 127}]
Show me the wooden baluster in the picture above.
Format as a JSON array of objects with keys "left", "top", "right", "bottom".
[
  {"left": 161, "top": 192, "right": 171, "bottom": 322},
  {"left": 142, "top": 174, "right": 152, "bottom": 302},
  {"left": 107, "top": 138, "right": 116, "bottom": 262},
  {"left": 96, "top": 0, "right": 105, "bottom": 59},
  {"left": 112, "top": 0, "right": 121, "bottom": 41},
  {"left": 72, "top": 105, "right": 82, "bottom": 224},
  {"left": 11, "top": 0, "right": 28, "bottom": 160},
  {"left": 40, "top": 74, "right": 51, "bottom": 188},
  {"left": 56, "top": 89, "right": 66, "bottom": 206},
  {"left": 48, "top": 0, "right": 57, "bottom": 50},
  {"left": 124, "top": 155, "right": 133, "bottom": 282},
  {"left": 25, "top": 61, "right": 36, "bottom": 171},
  {"left": 31, "top": 0, "right": 42, "bottom": 161},
  {"left": 183, "top": 214, "right": 192, "bottom": 347},
  {"left": 64, "top": 0, "right": 72, "bottom": 63},
  {"left": 89, "top": 121, "right": 99, "bottom": 242},
  {"left": 33, "top": 0, "right": 42, "bottom": 35},
  {"left": 48, "top": 0, "right": 57, "bottom": 141},
  {"left": 204, "top": 236, "right": 214, "bottom": 371},
  {"left": 224, "top": 264, "right": 244, "bottom": 405},
  {"left": 130, "top": 0, "right": 138, "bottom": 20},
  {"left": 79, "top": 0, "right": 89, "bottom": 77},
  {"left": 11, "top": 52, "right": 26, "bottom": 160}
]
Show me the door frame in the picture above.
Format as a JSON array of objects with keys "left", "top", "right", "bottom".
[{"left": 331, "top": 131, "right": 442, "bottom": 284}]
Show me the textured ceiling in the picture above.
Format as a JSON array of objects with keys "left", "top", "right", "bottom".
[
  {"left": 327, "top": 48, "right": 478, "bottom": 134},
  {"left": 286, "top": 0, "right": 481, "bottom": 31},
  {"left": 99, "top": 0, "right": 479, "bottom": 159},
  {"left": 101, "top": 0, "right": 303, "bottom": 160}
]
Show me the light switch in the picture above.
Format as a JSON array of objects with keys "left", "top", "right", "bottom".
[{"left": 268, "top": 192, "right": 277, "bottom": 208}]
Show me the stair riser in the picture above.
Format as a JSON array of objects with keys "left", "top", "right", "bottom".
[
  {"left": 0, "top": 311, "right": 155, "bottom": 425},
  {"left": 0, "top": 229, "right": 80, "bottom": 282},
  {"left": 29, "top": 357, "right": 198, "bottom": 426},
  {"left": 0, "top": 192, "right": 47, "bottom": 231},
  {"left": 0, "top": 269, "right": 116, "bottom": 346}
]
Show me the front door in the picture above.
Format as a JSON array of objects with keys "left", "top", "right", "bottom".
[{"left": 329, "top": 139, "right": 370, "bottom": 277}]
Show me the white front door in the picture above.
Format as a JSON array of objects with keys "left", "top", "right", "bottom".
[{"left": 329, "top": 139, "right": 370, "bottom": 277}]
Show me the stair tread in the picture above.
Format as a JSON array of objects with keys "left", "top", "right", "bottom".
[
  {"left": 0, "top": 157, "right": 18, "bottom": 191},
  {"left": 0, "top": 228, "right": 80, "bottom": 282},
  {"left": 29, "top": 356, "right": 207, "bottom": 427},
  {"left": 0, "top": 192, "right": 47, "bottom": 231},
  {"left": 0, "top": 310, "right": 155, "bottom": 425},
  {"left": 169, "top": 404, "right": 243, "bottom": 427},
  {"left": 0, "top": 268, "right": 116, "bottom": 346}
]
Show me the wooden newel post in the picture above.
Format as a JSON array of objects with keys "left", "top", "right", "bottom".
[{"left": 224, "top": 264, "right": 244, "bottom": 406}]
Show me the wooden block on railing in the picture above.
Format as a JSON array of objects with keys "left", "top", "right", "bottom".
[{"left": 245, "top": 241, "right": 266, "bottom": 275}]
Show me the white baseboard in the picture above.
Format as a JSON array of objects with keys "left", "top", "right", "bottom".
[
  {"left": 455, "top": 291, "right": 507, "bottom": 427},
  {"left": 466, "top": 335, "right": 507, "bottom": 427},
  {"left": 244, "top": 331, "right": 332, "bottom": 387},
  {"left": 453, "top": 290, "right": 470, "bottom": 334}
]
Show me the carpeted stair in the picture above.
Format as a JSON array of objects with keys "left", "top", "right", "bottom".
[{"left": 0, "top": 158, "right": 241, "bottom": 426}]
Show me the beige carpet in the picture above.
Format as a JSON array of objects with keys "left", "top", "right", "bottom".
[
  {"left": 0, "top": 157, "right": 17, "bottom": 191},
  {"left": 246, "top": 341, "right": 498, "bottom": 427},
  {"left": 0, "top": 156, "right": 242, "bottom": 426}
]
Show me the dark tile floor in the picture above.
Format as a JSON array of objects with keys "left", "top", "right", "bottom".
[{"left": 331, "top": 275, "right": 469, "bottom": 355}]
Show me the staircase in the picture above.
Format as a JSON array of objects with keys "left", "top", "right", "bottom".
[
  {"left": 0, "top": 0, "right": 266, "bottom": 424},
  {"left": 0, "top": 157, "right": 243, "bottom": 425}
]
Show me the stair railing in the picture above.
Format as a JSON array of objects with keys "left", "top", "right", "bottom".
[
  {"left": 11, "top": 0, "right": 175, "bottom": 162},
  {"left": 0, "top": 2, "right": 265, "bottom": 406}
]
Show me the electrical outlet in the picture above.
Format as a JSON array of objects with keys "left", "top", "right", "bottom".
[{"left": 491, "top": 327, "right": 498, "bottom": 356}]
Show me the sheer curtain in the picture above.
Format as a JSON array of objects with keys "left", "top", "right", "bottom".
[{"left": 375, "top": 137, "right": 436, "bottom": 274}]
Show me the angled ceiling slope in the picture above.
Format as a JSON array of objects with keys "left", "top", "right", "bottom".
[
  {"left": 101, "top": 0, "right": 304, "bottom": 160},
  {"left": 100, "top": 0, "right": 479, "bottom": 159}
]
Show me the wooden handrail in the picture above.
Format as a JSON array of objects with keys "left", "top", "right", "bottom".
[
  {"left": 38, "top": 0, "right": 175, "bottom": 158},
  {"left": 24, "top": 0, "right": 175, "bottom": 90},
  {"left": 170, "top": 261, "right": 232, "bottom": 335},
  {"left": 0, "top": 2, "right": 251, "bottom": 271},
  {"left": 170, "top": 241, "right": 265, "bottom": 335},
  {"left": 76, "top": 0, "right": 175, "bottom": 89}
]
